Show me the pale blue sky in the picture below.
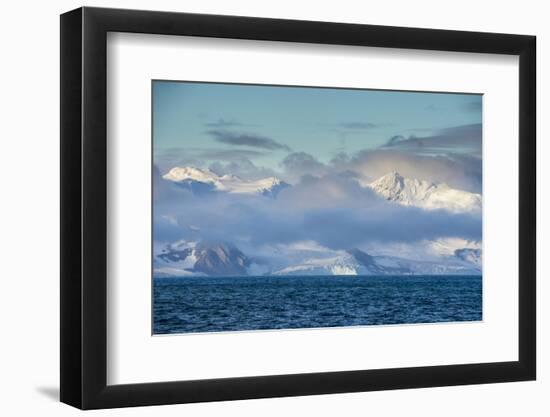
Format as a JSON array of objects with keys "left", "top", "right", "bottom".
[{"left": 153, "top": 81, "right": 482, "bottom": 172}]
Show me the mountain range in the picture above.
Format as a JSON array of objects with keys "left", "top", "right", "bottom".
[
  {"left": 163, "top": 166, "right": 289, "bottom": 197},
  {"left": 154, "top": 167, "right": 482, "bottom": 277},
  {"left": 162, "top": 166, "right": 481, "bottom": 212},
  {"left": 153, "top": 240, "right": 481, "bottom": 277}
]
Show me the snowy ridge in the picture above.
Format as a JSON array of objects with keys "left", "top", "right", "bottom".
[
  {"left": 454, "top": 248, "right": 482, "bottom": 267},
  {"left": 154, "top": 240, "right": 252, "bottom": 277},
  {"left": 271, "top": 247, "right": 480, "bottom": 276},
  {"left": 154, "top": 240, "right": 481, "bottom": 277},
  {"left": 154, "top": 240, "right": 202, "bottom": 277},
  {"left": 367, "top": 171, "right": 481, "bottom": 213},
  {"left": 272, "top": 253, "right": 366, "bottom": 276},
  {"left": 163, "top": 167, "right": 220, "bottom": 184},
  {"left": 163, "top": 166, "right": 288, "bottom": 196}
]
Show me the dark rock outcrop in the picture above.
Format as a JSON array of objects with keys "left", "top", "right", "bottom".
[
  {"left": 347, "top": 248, "right": 412, "bottom": 274},
  {"left": 193, "top": 242, "right": 251, "bottom": 276}
]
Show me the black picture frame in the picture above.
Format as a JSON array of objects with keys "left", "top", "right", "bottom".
[{"left": 60, "top": 6, "right": 536, "bottom": 410}]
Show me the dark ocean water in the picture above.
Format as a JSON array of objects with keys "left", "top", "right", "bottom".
[{"left": 153, "top": 275, "right": 482, "bottom": 335}]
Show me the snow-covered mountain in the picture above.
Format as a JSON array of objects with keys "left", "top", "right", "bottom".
[
  {"left": 454, "top": 248, "right": 482, "bottom": 267},
  {"left": 154, "top": 240, "right": 251, "bottom": 277},
  {"left": 154, "top": 240, "right": 481, "bottom": 277},
  {"left": 162, "top": 168, "right": 480, "bottom": 211},
  {"left": 154, "top": 169, "right": 483, "bottom": 277},
  {"left": 272, "top": 248, "right": 411, "bottom": 276},
  {"left": 367, "top": 171, "right": 481, "bottom": 213},
  {"left": 272, "top": 247, "right": 480, "bottom": 276},
  {"left": 162, "top": 166, "right": 289, "bottom": 197}
]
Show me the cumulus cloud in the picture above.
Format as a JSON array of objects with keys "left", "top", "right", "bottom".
[
  {"left": 338, "top": 149, "right": 482, "bottom": 193},
  {"left": 209, "top": 158, "right": 279, "bottom": 181},
  {"left": 280, "top": 152, "right": 328, "bottom": 180},
  {"left": 207, "top": 129, "right": 291, "bottom": 151},
  {"left": 154, "top": 147, "right": 266, "bottom": 174},
  {"left": 157, "top": 120, "right": 481, "bottom": 187},
  {"left": 279, "top": 147, "right": 481, "bottom": 193}
]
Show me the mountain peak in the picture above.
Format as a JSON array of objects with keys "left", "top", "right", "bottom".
[
  {"left": 368, "top": 171, "right": 481, "bottom": 213},
  {"left": 162, "top": 166, "right": 288, "bottom": 197},
  {"left": 163, "top": 166, "right": 219, "bottom": 183},
  {"left": 370, "top": 170, "right": 406, "bottom": 192}
]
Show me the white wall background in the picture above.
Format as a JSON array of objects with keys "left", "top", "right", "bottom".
[{"left": 0, "top": 0, "right": 545, "bottom": 415}]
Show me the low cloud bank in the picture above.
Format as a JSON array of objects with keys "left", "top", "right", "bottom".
[{"left": 154, "top": 169, "right": 481, "bottom": 253}]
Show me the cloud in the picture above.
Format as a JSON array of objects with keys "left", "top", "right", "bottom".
[
  {"left": 157, "top": 123, "right": 482, "bottom": 192},
  {"left": 387, "top": 135, "right": 407, "bottom": 146},
  {"left": 338, "top": 149, "right": 481, "bottom": 193},
  {"left": 154, "top": 147, "right": 266, "bottom": 174},
  {"left": 280, "top": 152, "right": 328, "bottom": 179},
  {"left": 278, "top": 144, "right": 481, "bottom": 193},
  {"left": 153, "top": 172, "right": 481, "bottom": 252},
  {"left": 199, "top": 149, "right": 266, "bottom": 160},
  {"left": 153, "top": 121, "right": 483, "bottom": 261},
  {"left": 382, "top": 123, "right": 481, "bottom": 157},
  {"left": 209, "top": 158, "right": 279, "bottom": 181},
  {"left": 302, "top": 205, "right": 481, "bottom": 249},
  {"left": 207, "top": 129, "right": 291, "bottom": 151},
  {"left": 154, "top": 148, "right": 203, "bottom": 173}
]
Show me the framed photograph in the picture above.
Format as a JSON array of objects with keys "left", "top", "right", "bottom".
[{"left": 60, "top": 6, "right": 536, "bottom": 409}]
